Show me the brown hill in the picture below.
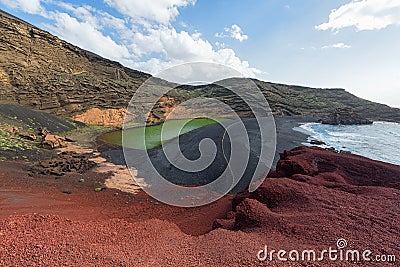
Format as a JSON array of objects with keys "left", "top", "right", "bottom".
[{"left": 0, "top": 9, "right": 149, "bottom": 118}]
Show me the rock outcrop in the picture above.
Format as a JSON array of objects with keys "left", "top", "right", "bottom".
[
  {"left": 0, "top": 10, "right": 149, "bottom": 118},
  {"left": 26, "top": 127, "right": 70, "bottom": 149},
  {"left": 73, "top": 108, "right": 126, "bottom": 126},
  {"left": 214, "top": 147, "right": 400, "bottom": 266},
  {"left": 30, "top": 151, "right": 96, "bottom": 176},
  {"left": 41, "top": 133, "right": 68, "bottom": 149},
  {"left": 321, "top": 107, "right": 373, "bottom": 125}
]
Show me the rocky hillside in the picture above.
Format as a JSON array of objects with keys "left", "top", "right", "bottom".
[
  {"left": 184, "top": 78, "right": 400, "bottom": 122},
  {"left": 252, "top": 80, "right": 400, "bottom": 121},
  {"left": 1, "top": 9, "right": 399, "bottom": 123},
  {"left": 0, "top": 10, "right": 149, "bottom": 118}
]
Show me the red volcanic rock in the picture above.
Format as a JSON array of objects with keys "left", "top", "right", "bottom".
[
  {"left": 215, "top": 146, "right": 400, "bottom": 266},
  {"left": 276, "top": 146, "right": 400, "bottom": 189},
  {"left": 1, "top": 148, "right": 399, "bottom": 266}
]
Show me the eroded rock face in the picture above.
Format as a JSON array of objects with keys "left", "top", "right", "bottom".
[
  {"left": 0, "top": 10, "right": 149, "bottom": 118},
  {"left": 216, "top": 146, "right": 400, "bottom": 226},
  {"left": 275, "top": 146, "right": 400, "bottom": 188},
  {"left": 215, "top": 146, "right": 400, "bottom": 230},
  {"left": 0, "top": 11, "right": 185, "bottom": 126},
  {"left": 42, "top": 134, "right": 68, "bottom": 149},
  {"left": 73, "top": 108, "right": 126, "bottom": 126},
  {"left": 321, "top": 107, "right": 373, "bottom": 125}
]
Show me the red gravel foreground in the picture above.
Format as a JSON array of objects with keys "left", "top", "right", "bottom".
[{"left": 0, "top": 146, "right": 399, "bottom": 266}]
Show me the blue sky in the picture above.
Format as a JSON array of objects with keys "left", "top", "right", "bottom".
[{"left": 0, "top": 0, "right": 399, "bottom": 107}]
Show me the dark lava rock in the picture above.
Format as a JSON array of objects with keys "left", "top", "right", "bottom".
[
  {"left": 31, "top": 151, "right": 96, "bottom": 176},
  {"left": 321, "top": 108, "right": 373, "bottom": 125},
  {"left": 309, "top": 139, "right": 326, "bottom": 145}
]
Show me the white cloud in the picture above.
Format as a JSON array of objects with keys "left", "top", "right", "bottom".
[
  {"left": 129, "top": 58, "right": 175, "bottom": 75},
  {"left": 128, "top": 26, "right": 259, "bottom": 76},
  {"left": 215, "top": 41, "right": 226, "bottom": 49},
  {"left": 322, "top": 43, "right": 352, "bottom": 49},
  {"left": 56, "top": 2, "right": 98, "bottom": 27},
  {"left": 99, "top": 11, "right": 127, "bottom": 31},
  {"left": 0, "top": 0, "right": 44, "bottom": 14},
  {"left": 216, "top": 24, "right": 249, "bottom": 42},
  {"left": 55, "top": 2, "right": 128, "bottom": 31},
  {"left": 103, "top": 0, "right": 196, "bottom": 24},
  {"left": 316, "top": 0, "right": 400, "bottom": 31},
  {"left": 229, "top": 24, "right": 249, "bottom": 42},
  {"left": 2, "top": 0, "right": 260, "bottom": 77},
  {"left": 179, "top": 21, "right": 188, "bottom": 28},
  {"left": 44, "top": 12, "right": 131, "bottom": 62}
]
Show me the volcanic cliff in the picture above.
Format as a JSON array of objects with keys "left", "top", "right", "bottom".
[{"left": 1, "top": 9, "right": 400, "bottom": 124}]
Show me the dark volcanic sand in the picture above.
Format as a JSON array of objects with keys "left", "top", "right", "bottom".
[
  {"left": 100, "top": 116, "right": 316, "bottom": 193},
  {"left": 101, "top": 116, "right": 315, "bottom": 169},
  {"left": 0, "top": 104, "right": 78, "bottom": 133},
  {"left": 1, "top": 146, "right": 399, "bottom": 266}
]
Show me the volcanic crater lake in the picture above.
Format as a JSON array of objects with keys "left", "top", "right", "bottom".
[{"left": 99, "top": 118, "right": 225, "bottom": 150}]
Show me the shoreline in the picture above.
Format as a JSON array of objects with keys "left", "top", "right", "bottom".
[
  {"left": 99, "top": 115, "right": 317, "bottom": 170},
  {"left": 294, "top": 120, "right": 400, "bottom": 166},
  {"left": 273, "top": 115, "right": 316, "bottom": 167}
]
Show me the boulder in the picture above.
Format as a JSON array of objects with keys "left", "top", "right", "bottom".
[
  {"left": 36, "top": 127, "right": 71, "bottom": 149},
  {"left": 18, "top": 132, "right": 37, "bottom": 141},
  {"left": 42, "top": 134, "right": 68, "bottom": 149},
  {"left": 31, "top": 151, "right": 97, "bottom": 176},
  {"left": 309, "top": 139, "right": 326, "bottom": 145},
  {"left": 321, "top": 108, "right": 373, "bottom": 125}
]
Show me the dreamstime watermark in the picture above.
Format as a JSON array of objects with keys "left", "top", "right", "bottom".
[
  {"left": 257, "top": 238, "right": 397, "bottom": 263},
  {"left": 122, "top": 62, "right": 276, "bottom": 207}
]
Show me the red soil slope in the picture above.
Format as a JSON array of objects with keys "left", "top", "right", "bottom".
[{"left": 0, "top": 147, "right": 399, "bottom": 266}]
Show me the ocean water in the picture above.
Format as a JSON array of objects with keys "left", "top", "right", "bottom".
[{"left": 294, "top": 121, "right": 400, "bottom": 166}]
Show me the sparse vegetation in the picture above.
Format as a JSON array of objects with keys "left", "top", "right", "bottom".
[
  {"left": 0, "top": 123, "right": 40, "bottom": 161},
  {"left": 64, "top": 124, "right": 117, "bottom": 147}
]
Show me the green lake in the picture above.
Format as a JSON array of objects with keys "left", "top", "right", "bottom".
[{"left": 99, "top": 118, "right": 225, "bottom": 150}]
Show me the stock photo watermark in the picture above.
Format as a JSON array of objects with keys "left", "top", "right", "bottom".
[
  {"left": 257, "top": 238, "right": 396, "bottom": 263},
  {"left": 123, "top": 62, "right": 276, "bottom": 207}
]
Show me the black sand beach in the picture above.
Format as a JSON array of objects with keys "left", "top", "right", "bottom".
[{"left": 100, "top": 115, "right": 316, "bottom": 192}]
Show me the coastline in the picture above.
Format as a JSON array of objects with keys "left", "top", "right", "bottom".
[
  {"left": 273, "top": 115, "right": 316, "bottom": 167},
  {"left": 295, "top": 120, "right": 400, "bottom": 166}
]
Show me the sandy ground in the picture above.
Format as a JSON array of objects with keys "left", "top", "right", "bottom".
[{"left": 0, "top": 160, "right": 234, "bottom": 233}]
